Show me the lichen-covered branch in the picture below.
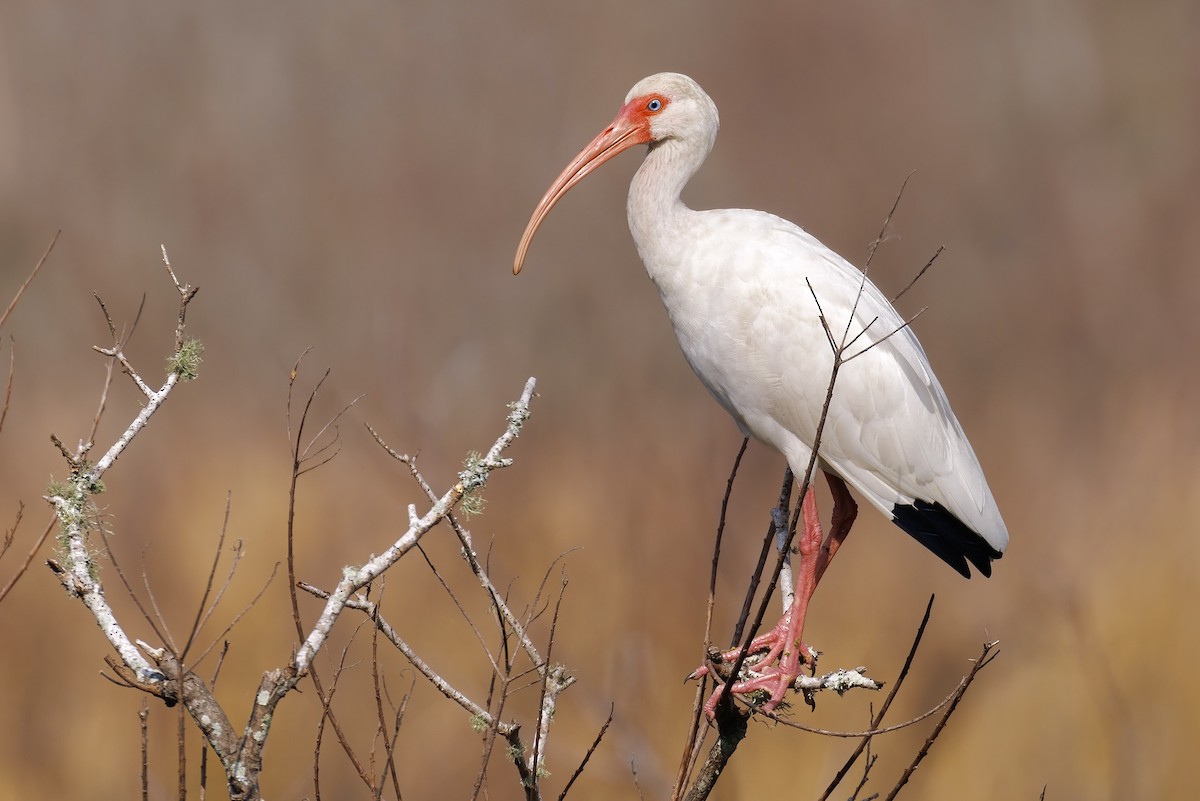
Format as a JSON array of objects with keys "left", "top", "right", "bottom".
[
  {"left": 46, "top": 254, "right": 199, "bottom": 680},
  {"left": 292, "top": 377, "right": 536, "bottom": 677}
]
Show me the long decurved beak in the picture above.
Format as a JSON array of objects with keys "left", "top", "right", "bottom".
[{"left": 513, "top": 112, "right": 651, "bottom": 275}]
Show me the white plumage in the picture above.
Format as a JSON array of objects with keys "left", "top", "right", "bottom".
[
  {"left": 656, "top": 209, "right": 1007, "bottom": 574},
  {"left": 515, "top": 72, "right": 1007, "bottom": 712}
]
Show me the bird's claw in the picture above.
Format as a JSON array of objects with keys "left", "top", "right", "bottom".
[{"left": 690, "top": 639, "right": 819, "bottom": 718}]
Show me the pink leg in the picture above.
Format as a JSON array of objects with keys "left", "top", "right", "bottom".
[
  {"left": 816, "top": 471, "right": 857, "bottom": 585},
  {"left": 697, "top": 471, "right": 859, "bottom": 716}
]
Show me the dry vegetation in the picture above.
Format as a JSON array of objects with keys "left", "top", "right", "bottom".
[{"left": 1, "top": 2, "right": 1197, "bottom": 799}]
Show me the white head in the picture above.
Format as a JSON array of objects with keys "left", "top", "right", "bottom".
[
  {"left": 513, "top": 72, "right": 720, "bottom": 274},
  {"left": 623, "top": 72, "right": 719, "bottom": 158}
]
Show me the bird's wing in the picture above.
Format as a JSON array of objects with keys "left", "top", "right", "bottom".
[{"left": 686, "top": 212, "right": 1008, "bottom": 566}]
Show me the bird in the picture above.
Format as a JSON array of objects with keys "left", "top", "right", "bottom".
[{"left": 512, "top": 72, "right": 1007, "bottom": 715}]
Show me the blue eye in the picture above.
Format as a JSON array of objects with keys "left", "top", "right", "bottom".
[{"left": 647, "top": 98, "right": 663, "bottom": 112}]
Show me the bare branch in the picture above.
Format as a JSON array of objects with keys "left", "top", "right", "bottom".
[
  {"left": 529, "top": 568, "right": 571, "bottom": 784},
  {"left": 0, "top": 501, "right": 23, "bottom": 562},
  {"left": 891, "top": 246, "right": 945, "bottom": 304},
  {"left": 681, "top": 702, "right": 747, "bottom": 801},
  {"left": 0, "top": 341, "right": 14, "bottom": 436},
  {"left": 674, "top": 437, "right": 750, "bottom": 800},
  {"left": 704, "top": 438, "right": 750, "bottom": 652},
  {"left": 415, "top": 542, "right": 502, "bottom": 674},
  {"left": 820, "top": 596, "right": 935, "bottom": 801},
  {"left": 864, "top": 171, "right": 914, "bottom": 274},
  {"left": 297, "top": 581, "right": 519, "bottom": 737},
  {"left": 843, "top": 307, "right": 929, "bottom": 364},
  {"left": 311, "top": 619, "right": 376, "bottom": 796},
  {"left": 0, "top": 515, "right": 56, "bottom": 604},
  {"left": 373, "top": 418, "right": 560, "bottom": 679},
  {"left": 96, "top": 526, "right": 173, "bottom": 650},
  {"left": 188, "top": 558, "right": 278, "bottom": 670},
  {"left": 884, "top": 641, "right": 1000, "bottom": 800},
  {"left": 0, "top": 229, "right": 57, "bottom": 331},
  {"left": 182, "top": 495, "right": 238, "bottom": 655},
  {"left": 557, "top": 705, "right": 614, "bottom": 801},
  {"left": 139, "top": 700, "right": 150, "bottom": 801},
  {"left": 292, "top": 377, "right": 536, "bottom": 677}
]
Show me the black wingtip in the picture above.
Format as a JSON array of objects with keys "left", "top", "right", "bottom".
[{"left": 891, "top": 500, "right": 1003, "bottom": 579}]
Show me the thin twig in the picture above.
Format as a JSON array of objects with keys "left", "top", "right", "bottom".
[
  {"left": 557, "top": 705, "right": 614, "bottom": 801},
  {"left": 0, "top": 501, "right": 23, "bottom": 562},
  {"left": 378, "top": 426, "right": 558, "bottom": 679},
  {"left": 472, "top": 593, "right": 516, "bottom": 801},
  {"left": 843, "top": 308, "right": 929, "bottom": 363},
  {"left": 0, "top": 342, "right": 14, "bottom": 436},
  {"left": 819, "top": 595, "right": 935, "bottom": 800},
  {"left": 673, "top": 437, "right": 749, "bottom": 800},
  {"left": 378, "top": 677, "right": 412, "bottom": 801},
  {"left": 140, "top": 700, "right": 150, "bottom": 801},
  {"left": 201, "top": 641, "right": 230, "bottom": 801},
  {"left": 529, "top": 568, "right": 570, "bottom": 787},
  {"left": 284, "top": 356, "right": 373, "bottom": 790},
  {"left": 182, "top": 494, "right": 234, "bottom": 656},
  {"left": 864, "top": 172, "right": 914, "bottom": 275},
  {"left": 891, "top": 246, "right": 944, "bottom": 304},
  {"left": 98, "top": 527, "right": 173, "bottom": 649},
  {"left": 705, "top": 437, "right": 750, "bottom": 654},
  {"left": 415, "top": 542, "right": 501, "bottom": 673},
  {"left": 849, "top": 749, "right": 878, "bottom": 801},
  {"left": 312, "top": 620, "right": 373, "bottom": 798},
  {"left": 141, "top": 546, "right": 179, "bottom": 653},
  {"left": 0, "top": 229, "right": 57, "bottom": 331},
  {"left": 0, "top": 516, "right": 57, "bottom": 604},
  {"left": 176, "top": 665, "right": 187, "bottom": 801},
  {"left": 884, "top": 641, "right": 1000, "bottom": 800},
  {"left": 187, "top": 557, "right": 278, "bottom": 670},
  {"left": 770, "top": 682, "right": 955, "bottom": 737},
  {"left": 297, "top": 582, "right": 519, "bottom": 736}
]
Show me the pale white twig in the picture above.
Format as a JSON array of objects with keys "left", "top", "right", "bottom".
[
  {"left": 368, "top": 414, "right": 559, "bottom": 676},
  {"left": 48, "top": 255, "right": 199, "bottom": 681},
  {"left": 293, "top": 377, "right": 537, "bottom": 676},
  {"left": 771, "top": 506, "right": 794, "bottom": 613},
  {"left": 297, "top": 583, "right": 518, "bottom": 735}
]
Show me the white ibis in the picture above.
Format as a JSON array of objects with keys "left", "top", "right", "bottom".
[{"left": 513, "top": 73, "right": 1007, "bottom": 714}]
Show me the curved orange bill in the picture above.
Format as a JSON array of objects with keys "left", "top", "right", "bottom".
[{"left": 513, "top": 110, "right": 651, "bottom": 275}]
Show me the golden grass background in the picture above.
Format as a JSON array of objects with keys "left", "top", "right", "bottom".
[{"left": 0, "top": 1, "right": 1197, "bottom": 798}]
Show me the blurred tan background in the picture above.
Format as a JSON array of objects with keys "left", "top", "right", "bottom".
[{"left": 1, "top": 1, "right": 1197, "bottom": 799}]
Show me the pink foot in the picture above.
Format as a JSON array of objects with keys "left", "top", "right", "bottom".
[{"left": 693, "top": 620, "right": 817, "bottom": 717}]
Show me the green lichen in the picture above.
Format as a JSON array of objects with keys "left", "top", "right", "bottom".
[
  {"left": 168, "top": 337, "right": 204, "bottom": 380},
  {"left": 46, "top": 470, "right": 105, "bottom": 571},
  {"left": 458, "top": 451, "right": 487, "bottom": 516},
  {"left": 459, "top": 489, "right": 486, "bottom": 518},
  {"left": 46, "top": 478, "right": 73, "bottom": 501},
  {"left": 506, "top": 400, "right": 530, "bottom": 433}
]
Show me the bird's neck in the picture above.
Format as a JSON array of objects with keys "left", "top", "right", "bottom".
[{"left": 626, "top": 138, "right": 706, "bottom": 287}]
